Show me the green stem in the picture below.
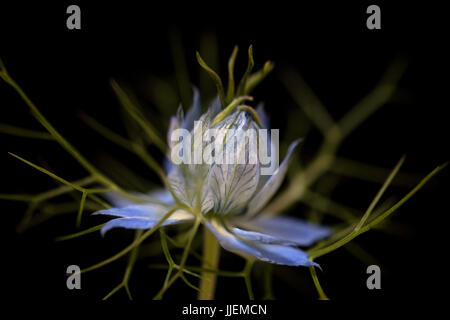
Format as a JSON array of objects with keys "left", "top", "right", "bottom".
[
  {"left": 309, "top": 267, "right": 329, "bottom": 300},
  {"left": 198, "top": 225, "right": 220, "bottom": 300},
  {"left": 243, "top": 259, "right": 255, "bottom": 300},
  {"left": 82, "top": 207, "right": 179, "bottom": 273},
  {"left": 309, "top": 162, "right": 448, "bottom": 260},
  {"left": 0, "top": 67, "right": 155, "bottom": 204},
  {"left": 153, "top": 217, "right": 201, "bottom": 299}
]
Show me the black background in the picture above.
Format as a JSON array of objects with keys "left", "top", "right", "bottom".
[{"left": 0, "top": 0, "right": 448, "bottom": 307}]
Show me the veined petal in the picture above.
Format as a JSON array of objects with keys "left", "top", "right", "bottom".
[
  {"left": 208, "top": 112, "right": 260, "bottom": 215},
  {"left": 205, "top": 219, "right": 318, "bottom": 267},
  {"left": 234, "top": 215, "right": 331, "bottom": 247},
  {"left": 167, "top": 111, "right": 214, "bottom": 213},
  {"left": 246, "top": 139, "right": 301, "bottom": 216},
  {"left": 167, "top": 165, "right": 191, "bottom": 206},
  {"left": 167, "top": 164, "right": 213, "bottom": 213},
  {"left": 209, "top": 163, "right": 259, "bottom": 215}
]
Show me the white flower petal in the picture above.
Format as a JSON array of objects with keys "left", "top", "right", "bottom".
[
  {"left": 208, "top": 112, "right": 260, "bottom": 214},
  {"left": 246, "top": 139, "right": 301, "bottom": 216}
]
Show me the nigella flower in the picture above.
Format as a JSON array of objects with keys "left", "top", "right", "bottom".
[{"left": 95, "top": 90, "right": 331, "bottom": 267}]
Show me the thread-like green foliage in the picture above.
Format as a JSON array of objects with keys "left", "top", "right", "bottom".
[{"left": 0, "top": 49, "right": 444, "bottom": 301}]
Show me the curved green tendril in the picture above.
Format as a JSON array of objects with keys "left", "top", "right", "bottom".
[{"left": 196, "top": 52, "right": 226, "bottom": 107}]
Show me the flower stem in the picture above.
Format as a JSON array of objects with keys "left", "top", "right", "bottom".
[
  {"left": 198, "top": 225, "right": 220, "bottom": 300},
  {"left": 243, "top": 259, "right": 255, "bottom": 300},
  {"left": 309, "top": 266, "right": 329, "bottom": 300}
]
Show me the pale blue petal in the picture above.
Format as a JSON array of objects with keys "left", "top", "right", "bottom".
[
  {"left": 94, "top": 203, "right": 190, "bottom": 220},
  {"left": 167, "top": 116, "right": 180, "bottom": 150},
  {"left": 231, "top": 228, "right": 298, "bottom": 246},
  {"left": 101, "top": 191, "right": 136, "bottom": 208},
  {"left": 166, "top": 87, "right": 201, "bottom": 172},
  {"left": 247, "top": 139, "right": 302, "bottom": 216},
  {"left": 101, "top": 218, "right": 157, "bottom": 235},
  {"left": 97, "top": 208, "right": 193, "bottom": 235},
  {"left": 164, "top": 157, "right": 173, "bottom": 174},
  {"left": 234, "top": 216, "right": 331, "bottom": 247},
  {"left": 165, "top": 115, "right": 181, "bottom": 173},
  {"left": 205, "top": 220, "right": 318, "bottom": 267},
  {"left": 256, "top": 103, "right": 269, "bottom": 129},
  {"left": 100, "top": 213, "right": 192, "bottom": 236},
  {"left": 148, "top": 189, "right": 175, "bottom": 205},
  {"left": 207, "top": 95, "right": 222, "bottom": 120},
  {"left": 176, "top": 104, "right": 184, "bottom": 123},
  {"left": 181, "top": 86, "right": 201, "bottom": 130},
  {"left": 250, "top": 242, "right": 318, "bottom": 267},
  {"left": 101, "top": 189, "right": 174, "bottom": 208},
  {"left": 94, "top": 203, "right": 178, "bottom": 218}
]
